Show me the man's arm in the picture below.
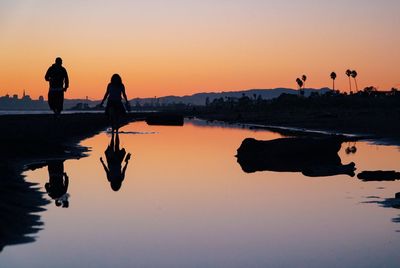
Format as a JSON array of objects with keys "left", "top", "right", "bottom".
[
  {"left": 63, "top": 68, "right": 69, "bottom": 90},
  {"left": 45, "top": 67, "right": 51, "bottom": 81},
  {"left": 63, "top": 173, "right": 69, "bottom": 189}
]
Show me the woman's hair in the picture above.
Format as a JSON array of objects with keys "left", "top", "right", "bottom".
[
  {"left": 111, "top": 180, "right": 122, "bottom": 192},
  {"left": 110, "top": 74, "right": 122, "bottom": 85}
]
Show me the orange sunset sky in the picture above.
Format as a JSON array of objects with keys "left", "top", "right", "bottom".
[{"left": 0, "top": 0, "right": 399, "bottom": 100}]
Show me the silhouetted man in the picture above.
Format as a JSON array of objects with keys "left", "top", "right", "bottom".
[{"left": 45, "top": 57, "right": 69, "bottom": 115}]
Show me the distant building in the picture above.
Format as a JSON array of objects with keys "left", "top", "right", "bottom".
[
  {"left": 22, "top": 90, "right": 32, "bottom": 101},
  {"left": 0, "top": 94, "right": 10, "bottom": 100},
  {"left": 0, "top": 91, "right": 48, "bottom": 110}
]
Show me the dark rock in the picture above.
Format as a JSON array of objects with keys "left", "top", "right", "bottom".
[
  {"left": 395, "top": 192, "right": 400, "bottom": 199},
  {"left": 302, "top": 162, "right": 356, "bottom": 177},
  {"left": 145, "top": 113, "right": 184, "bottom": 126},
  {"left": 357, "top": 170, "right": 400, "bottom": 181},
  {"left": 236, "top": 136, "right": 354, "bottom": 177}
]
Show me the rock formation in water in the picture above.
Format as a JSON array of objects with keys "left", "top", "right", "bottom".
[
  {"left": 357, "top": 170, "right": 400, "bottom": 181},
  {"left": 145, "top": 113, "right": 184, "bottom": 126},
  {"left": 236, "top": 136, "right": 355, "bottom": 177}
]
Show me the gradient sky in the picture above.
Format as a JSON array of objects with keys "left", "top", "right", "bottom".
[{"left": 0, "top": 0, "right": 399, "bottom": 99}]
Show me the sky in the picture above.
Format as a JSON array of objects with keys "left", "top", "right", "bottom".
[{"left": 0, "top": 0, "right": 399, "bottom": 99}]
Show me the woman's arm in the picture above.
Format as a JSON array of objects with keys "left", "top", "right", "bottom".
[
  {"left": 121, "top": 153, "right": 131, "bottom": 179},
  {"left": 122, "top": 85, "right": 129, "bottom": 103},
  {"left": 100, "top": 157, "right": 110, "bottom": 173},
  {"left": 100, "top": 85, "right": 110, "bottom": 106}
]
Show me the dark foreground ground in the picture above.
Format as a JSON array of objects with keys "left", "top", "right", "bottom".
[{"left": 1, "top": 113, "right": 149, "bottom": 159}]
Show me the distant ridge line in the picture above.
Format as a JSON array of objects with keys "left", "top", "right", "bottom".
[{"left": 130, "top": 87, "right": 331, "bottom": 106}]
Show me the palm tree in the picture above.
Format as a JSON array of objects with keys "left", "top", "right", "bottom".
[
  {"left": 346, "top": 69, "right": 352, "bottom": 93},
  {"left": 351, "top": 70, "right": 358, "bottom": 92},
  {"left": 301, "top": 75, "right": 307, "bottom": 89},
  {"left": 296, "top": 78, "right": 304, "bottom": 96},
  {"left": 330, "top": 72, "right": 337, "bottom": 91}
]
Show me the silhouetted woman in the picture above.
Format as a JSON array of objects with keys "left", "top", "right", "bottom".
[
  {"left": 100, "top": 131, "right": 131, "bottom": 191},
  {"left": 45, "top": 160, "right": 69, "bottom": 208},
  {"left": 100, "top": 74, "right": 130, "bottom": 131}
]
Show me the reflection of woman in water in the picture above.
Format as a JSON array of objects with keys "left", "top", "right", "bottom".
[
  {"left": 45, "top": 160, "right": 69, "bottom": 208},
  {"left": 100, "top": 131, "right": 131, "bottom": 191}
]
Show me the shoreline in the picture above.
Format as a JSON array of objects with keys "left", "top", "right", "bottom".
[
  {"left": 194, "top": 112, "right": 400, "bottom": 146},
  {"left": 239, "top": 122, "right": 398, "bottom": 145}
]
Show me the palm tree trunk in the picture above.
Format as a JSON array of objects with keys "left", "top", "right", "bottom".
[
  {"left": 348, "top": 77, "right": 352, "bottom": 93},
  {"left": 333, "top": 80, "right": 335, "bottom": 91},
  {"left": 354, "top": 78, "right": 358, "bottom": 92}
]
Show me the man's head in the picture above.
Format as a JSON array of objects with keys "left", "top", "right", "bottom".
[{"left": 55, "top": 57, "right": 62, "bottom": 65}]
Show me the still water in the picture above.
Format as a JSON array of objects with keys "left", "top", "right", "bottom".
[{"left": 2, "top": 119, "right": 400, "bottom": 267}]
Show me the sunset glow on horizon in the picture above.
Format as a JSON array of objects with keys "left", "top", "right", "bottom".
[{"left": 1, "top": 0, "right": 399, "bottom": 100}]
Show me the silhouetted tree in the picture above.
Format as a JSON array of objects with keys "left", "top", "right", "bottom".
[
  {"left": 330, "top": 72, "right": 337, "bottom": 91},
  {"left": 363, "top": 86, "right": 377, "bottom": 95},
  {"left": 301, "top": 75, "right": 307, "bottom": 89},
  {"left": 346, "top": 69, "right": 352, "bottom": 93},
  {"left": 296, "top": 78, "right": 304, "bottom": 96},
  {"left": 351, "top": 70, "right": 358, "bottom": 92}
]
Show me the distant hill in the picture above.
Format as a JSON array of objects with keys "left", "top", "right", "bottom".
[
  {"left": 130, "top": 88, "right": 331, "bottom": 106},
  {"left": 0, "top": 88, "right": 331, "bottom": 110},
  {"left": 64, "top": 99, "right": 99, "bottom": 109}
]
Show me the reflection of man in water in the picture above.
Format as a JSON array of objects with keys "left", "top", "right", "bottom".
[
  {"left": 100, "top": 131, "right": 131, "bottom": 191},
  {"left": 45, "top": 160, "right": 69, "bottom": 208}
]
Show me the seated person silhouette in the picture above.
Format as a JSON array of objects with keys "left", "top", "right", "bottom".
[
  {"left": 45, "top": 160, "right": 69, "bottom": 208},
  {"left": 100, "top": 131, "right": 131, "bottom": 191}
]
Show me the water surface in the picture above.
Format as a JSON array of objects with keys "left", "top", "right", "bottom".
[{"left": 1, "top": 120, "right": 400, "bottom": 267}]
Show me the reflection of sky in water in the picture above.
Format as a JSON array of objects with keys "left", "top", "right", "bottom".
[{"left": 2, "top": 120, "right": 400, "bottom": 267}]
